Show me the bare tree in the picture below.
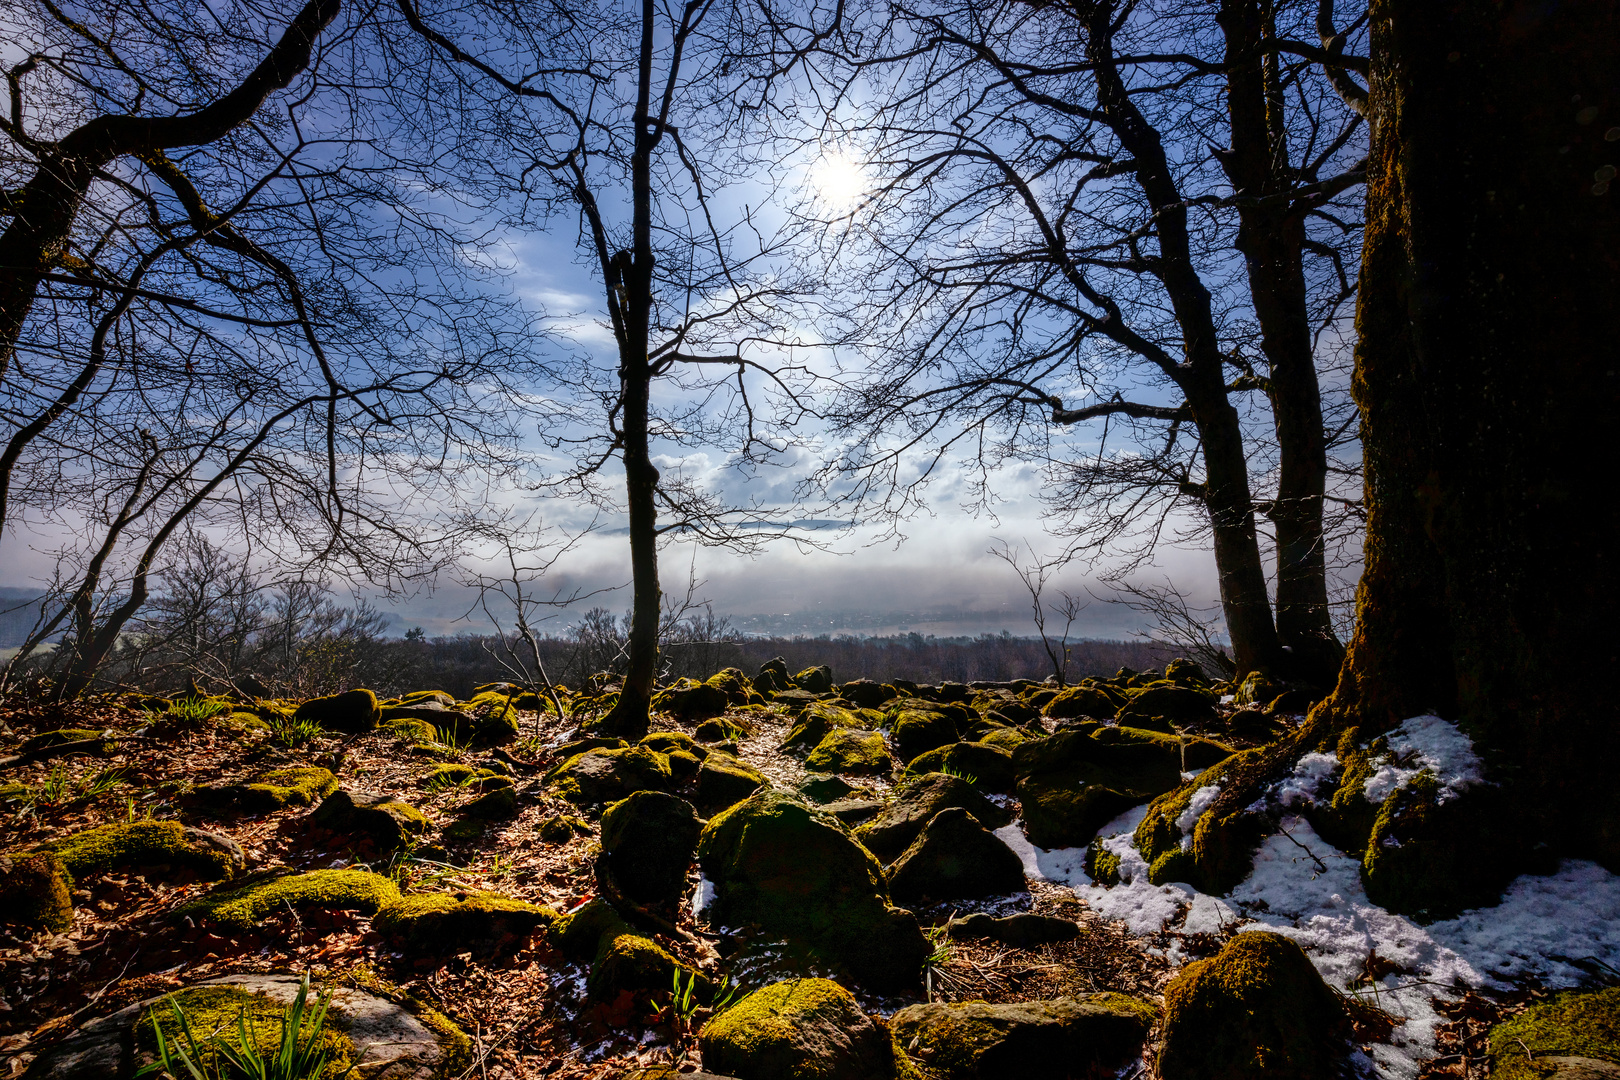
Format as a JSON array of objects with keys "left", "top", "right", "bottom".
[{"left": 989, "top": 540, "right": 1087, "bottom": 685}]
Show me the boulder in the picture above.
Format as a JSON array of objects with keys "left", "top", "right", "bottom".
[
  {"left": 696, "top": 789, "right": 930, "bottom": 992},
  {"left": 891, "top": 708, "right": 958, "bottom": 764},
  {"left": 793, "top": 665, "right": 836, "bottom": 694},
  {"left": 293, "top": 688, "right": 380, "bottom": 733},
  {"left": 754, "top": 657, "right": 792, "bottom": 693},
  {"left": 696, "top": 717, "right": 750, "bottom": 743},
  {"left": 805, "top": 729, "right": 893, "bottom": 775},
  {"left": 1158, "top": 931, "right": 1348, "bottom": 1080},
  {"left": 700, "top": 978, "right": 900, "bottom": 1080},
  {"left": 945, "top": 912, "right": 1081, "bottom": 948},
  {"left": 375, "top": 891, "right": 557, "bottom": 956},
  {"left": 1116, "top": 685, "right": 1218, "bottom": 727},
  {"left": 1164, "top": 658, "right": 1208, "bottom": 685},
  {"left": 33, "top": 822, "right": 243, "bottom": 882},
  {"left": 799, "top": 774, "right": 865, "bottom": 803},
  {"left": 782, "top": 702, "right": 868, "bottom": 752},
  {"left": 841, "top": 679, "right": 897, "bottom": 708},
  {"left": 0, "top": 852, "right": 72, "bottom": 933},
  {"left": 854, "top": 773, "right": 1011, "bottom": 862},
  {"left": 311, "top": 790, "right": 429, "bottom": 852},
  {"left": 1233, "top": 670, "right": 1283, "bottom": 707},
  {"left": 696, "top": 750, "right": 768, "bottom": 812},
  {"left": 181, "top": 867, "right": 400, "bottom": 929},
  {"left": 545, "top": 745, "right": 673, "bottom": 805},
  {"left": 1043, "top": 686, "right": 1118, "bottom": 720},
  {"left": 550, "top": 898, "right": 698, "bottom": 1003},
  {"left": 903, "top": 742, "right": 1016, "bottom": 793},
  {"left": 657, "top": 680, "right": 731, "bottom": 722},
  {"left": 21, "top": 973, "right": 469, "bottom": 1080},
  {"left": 231, "top": 766, "right": 338, "bottom": 811},
  {"left": 886, "top": 808, "right": 1027, "bottom": 904},
  {"left": 600, "top": 791, "right": 703, "bottom": 905},
  {"left": 538, "top": 814, "right": 593, "bottom": 843},
  {"left": 824, "top": 798, "right": 885, "bottom": 825},
  {"left": 1487, "top": 987, "right": 1620, "bottom": 1080},
  {"left": 1361, "top": 773, "right": 1518, "bottom": 921},
  {"left": 457, "top": 784, "right": 517, "bottom": 820},
  {"left": 889, "top": 995, "right": 1155, "bottom": 1080}
]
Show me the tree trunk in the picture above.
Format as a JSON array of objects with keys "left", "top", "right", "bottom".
[
  {"left": 1217, "top": 0, "right": 1344, "bottom": 685},
  {"left": 1317, "top": 0, "right": 1620, "bottom": 860}
]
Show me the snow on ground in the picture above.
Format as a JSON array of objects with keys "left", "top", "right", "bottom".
[
  {"left": 1362, "top": 713, "right": 1488, "bottom": 804},
  {"left": 1000, "top": 807, "right": 1620, "bottom": 1079}
]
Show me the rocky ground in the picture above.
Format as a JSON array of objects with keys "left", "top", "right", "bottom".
[{"left": 0, "top": 661, "right": 1615, "bottom": 1080}]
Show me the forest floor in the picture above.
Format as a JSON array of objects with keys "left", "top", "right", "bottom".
[{"left": 0, "top": 688, "right": 1614, "bottom": 1080}]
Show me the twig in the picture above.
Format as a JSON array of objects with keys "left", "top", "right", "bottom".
[
  {"left": 1276, "top": 823, "right": 1330, "bottom": 873},
  {"left": 64, "top": 945, "right": 144, "bottom": 1025}
]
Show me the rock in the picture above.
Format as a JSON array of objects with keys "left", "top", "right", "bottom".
[
  {"left": 311, "top": 790, "right": 429, "bottom": 852},
  {"left": 600, "top": 791, "right": 703, "bottom": 905},
  {"left": 381, "top": 702, "right": 475, "bottom": 726},
  {"left": 700, "top": 978, "right": 900, "bottom": 1080},
  {"left": 782, "top": 702, "right": 869, "bottom": 752},
  {"left": 903, "top": 742, "right": 1016, "bottom": 793},
  {"left": 657, "top": 680, "right": 731, "bottom": 722},
  {"left": 799, "top": 774, "right": 864, "bottom": 803},
  {"left": 891, "top": 708, "right": 958, "bottom": 764},
  {"left": 945, "top": 912, "right": 1081, "bottom": 948},
  {"left": 182, "top": 867, "right": 401, "bottom": 929},
  {"left": 769, "top": 688, "right": 823, "bottom": 710},
  {"left": 550, "top": 899, "right": 697, "bottom": 1002},
  {"left": 824, "top": 798, "right": 885, "bottom": 825},
  {"left": 696, "top": 717, "right": 750, "bottom": 743},
  {"left": 1362, "top": 773, "right": 1516, "bottom": 921},
  {"left": 805, "top": 729, "right": 893, "bottom": 775},
  {"left": 232, "top": 766, "right": 338, "bottom": 811},
  {"left": 793, "top": 665, "right": 835, "bottom": 694},
  {"left": 538, "top": 814, "right": 592, "bottom": 843},
  {"left": 886, "top": 808, "right": 1026, "bottom": 904},
  {"left": 0, "top": 852, "right": 72, "bottom": 933},
  {"left": 697, "top": 789, "right": 930, "bottom": 992},
  {"left": 755, "top": 657, "right": 791, "bottom": 693},
  {"left": 457, "top": 784, "right": 518, "bottom": 820},
  {"left": 21, "top": 972, "right": 468, "bottom": 1080},
  {"left": 1158, "top": 931, "right": 1348, "bottom": 1080},
  {"left": 1116, "top": 685, "right": 1218, "bottom": 727},
  {"left": 294, "top": 688, "right": 381, "bottom": 733},
  {"left": 458, "top": 692, "right": 521, "bottom": 745},
  {"left": 1164, "top": 658, "right": 1208, "bottom": 685},
  {"left": 696, "top": 750, "right": 768, "bottom": 812},
  {"left": 841, "top": 679, "right": 897, "bottom": 708},
  {"left": 1233, "top": 670, "right": 1283, "bottom": 707},
  {"left": 400, "top": 690, "right": 457, "bottom": 706},
  {"left": 889, "top": 995, "right": 1155, "bottom": 1080},
  {"left": 1042, "top": 686, "right": 1118, "bottom": 720},
  {"left": 1487, "top": 987, "right": 1620, "bottom": 1080},
  {"left": 375, "top": 891, "right": 557, "bottom": 956},
  {"left": 33, "top": 822, "right": 243, "bottom": 881},
  {"left": 545, "top": 745, "right": 673, "bottom": 805},
  {"left": 854, "top": 773, "right": 1012, "bottom": 862}
]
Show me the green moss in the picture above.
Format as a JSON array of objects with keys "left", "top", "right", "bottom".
[
  {"left": 240, "top": 766, "right": 338, "bottom": 810},
  {"left": 1133, "top": 746, "right": 1279, "bottom": 895},
  {"left": 401, "top": 690, "right": 456, "bottom": 706},
  {"left": 904, "top": 742, "right": 1016, "bottom": 792},
  {"left": 806, "top": 729, "right": 893, "bottom": 775},
  {"left": 700, "top": 978, "right": 897, "bottom": 1080},
  {"left": 1148, "top": 848, "right": 1199, "bottom": 886},
  {"left": 34, "top": 822, "right": 236, "bottom": 880},
  {"left": 458, "top": 785, "right": 517, "bottom": 820},
  {"left": 421, "top": 764, "right": 479, "bottom": 788},
  {"left": 538, "top": 814, "right": 592, "bottom": 843},
  {"left": 782, "top": 702, "right": 869, "bottom": 753},
  {"left": 890, "top": 709, "right": 957, "bottom": 763},
  {"left": 374, "top": 891, "right": 557, "bottom": 954},
  {"left": 1085, "top": 843, "right": 1121, "bottom": 887},
  {"left": 640, "top": 731, "right": 704, "bottom": 756},
  {"left": 887, "top": 996, "right": 1156, "bottom": 1079},
  {"left": 385, "top": 716, "right": 439, "bottom": 745},
  {"left": 19, "top": 729, "right": 107, "bottom": 754},
  {"left": 1043, "top": 686, "right": 1118, "bottom": 719},
  {"left": 1233, "top": 671, "right": 1283, "bottom": 708},
  {"left": 695, "top": 716, "right": 749, "bottom": 743},
  {"left": 697, "top": 789, "right": 929, "bottom": 992},
  {"left": 1360, "top": 773, "right": 1519, "bottom": 921},
  {"left": 311, "top": 791, "right": 430, "bottom": 852},
  {"left": 546, "top": 745, "right": 673, "bottom": 805},
  {"left": 1488, "top": 987, "right": 1620, "bottom": 1079},
  {"left": 588, "top": 926, "right": 690, "bottom": 1002},
  {"left": 1158, "top": 931, "right": 1348, "bottom": 1080},
  {"left": 696, "top": 750, "right": 767, "bottom": 811},
  {"left": 183, "top": 868, "right": 400, "bottom": 929},
  {"left": 135, "top": 985, "right": 354, "bottom": 1080},
  {"left": 976, "top": 727, "right": 1028, "bottom": 751},
  {"left": 0, "top": 852, "right": 73, "bottom": 932}
]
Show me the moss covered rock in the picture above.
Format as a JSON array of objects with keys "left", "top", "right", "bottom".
[
  {"left": 891, "top": 708, "right": 958, "bottom": 764},
  {"left": 700, "top": 978, "right": 900, "bottom": 1080},
  {"left": 1361, "top": 773, "right": 1520, "bottom": 921},
  {"left": 183, "top": 867, "right": 400, "bottom": 928},
  {"left": 793, "top": 665, "right": 836, "bottom": 694},
  {"left": 18, "top": 728, "right": 111, "bottom": 755},
  {"left": 236, "top": 766, "right": 338, "bottom": 811},
  {"left": 600, "top": 791, "right": 703, "bottom": 905},
  {"left": 1488, "top": 987, "right": 1620, "bottom": 1080},
  {"left": 903, "top": 742, "right": 1016, "bottom": 793},
  {"left": 549, "top": 898, "right": 697, "bottom": 1002},
  {"left": 1158, "top": 931, "right": 1348, "bottom": 1080},
  {"left": 697, "top": 789, "right": 930, "bottom": 992},
  {"left": 1117, "top": 685, "right": 1218, "bottom": 727},
  {"left": 1233, "top": 671, "right": 1283, "bottom": 707},
  {"left": 782, "top": 702, "right": 868, "bottom": 753},
  {"left": 0, "top": 852, "right": 73, "bottom": 933},
  {"left": 294, "top": 688, "right": 380, "bottom": 733},
  {"left": 1043, "top": 686, "right": 1118, "bottom": 720},
  {"left": 886, "top": 808, "right": 1026, "bottom": 904},
  {"left": 695, "top": 750, "right": 767, "bottom": 812},
  {"left": 375, "top": 891, "right": 557, "bottom": 955},
  {"left": 944, "top": 912, "right": 1081, "bottom": 948},
  {"left": 538, "top": 813, "right": 593, "bottom": 843},
  {"left": 854, "top": 773, "right": 1011, "bottom": 863},
  {"left": 34, "top": 821, "right": 242, "bottom": 881},
  {"left": 696, "top": 716, "right": 750, "bottom": 744},
  {"left": 459, "top": 691, "right": 520, "bottom": 745},
  {"left": 805, "top": 729, "right": 893, "bottom": 776},
  {"left": 310, "top": 790, "right": 429, "bottom": 852},
  {"left": 135, "top": 982, "right": 355, "bottom": 1079},
  {"left": 800, "top": 774, "right": 864, "bottom": 804},
  {"left": 457, "top": 784, "right": 517, "bottom": 820},
  {"left": 888, "top": 995, "right": 1155, "bottom": 1079},
  {"left": 656, "top": 679, "right": 731, "bottom": 722},
  {"left": 975, "top": 727, "right": 1028, "bottom": 752},
  {"left": 546, "top": 745, "right": 673, "bottom": 806}
]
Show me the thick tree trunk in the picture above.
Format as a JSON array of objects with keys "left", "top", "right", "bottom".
[
  {"left": 1218, "top": 0, "right": 1344, "bottom": 686},
  {"left": 1317, "top": 0, "right": 1620, "bottom": 860}
]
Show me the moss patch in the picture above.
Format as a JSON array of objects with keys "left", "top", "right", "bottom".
[
  {"left": 183, "top": 868, "right": 400, "bottom": 929},
  {"left": 696, "top": 750, "right": 768, "bottom": 811},
  {"left": 1489, "top": 987, "right": 1620, "bottom": 1079},
  {"left": 546, "top": 745, "right": 673, "bottom": 805},
  {"left": 135, "top": 984, "right": 354, "bottom": 1080},
  {"left": 887, "top": 995, "right": 1156, "bottom": 1079},
  {"left": 782, "top": 702, "right": 869, "bottom": 753},
  {"left": 700, "top": 978, "right": 898, "bottom": 1080},
  {"left": 0, "top": 852, "right": 73, "bottom": 932},
  {"left": 374, "top": 891, "right": 556, "bottom": 955},
  {"left": 239, "top": 766, "right": 338, "bottom": 811},
  {"left": 34, "top": 822, "right": 238, "bottom": 881},
  {"left": 805, "top": 729, "right": 893, "bottom": 776}
]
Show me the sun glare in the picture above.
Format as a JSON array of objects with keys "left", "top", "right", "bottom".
[{"left": 811, "top": 151, "right": 870, "bottom": 211}]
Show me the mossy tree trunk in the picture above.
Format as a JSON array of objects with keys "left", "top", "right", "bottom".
[{"left": 1316, "top": 0, "right": 1620, "bottom": 860}]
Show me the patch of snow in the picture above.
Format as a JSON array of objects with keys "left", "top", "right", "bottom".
[
  {"left": 1176, "top": 785, "right": 1222, "bottom": 849},
  {"left": 1362, "top": 714, "right": 1486, "bottom": 805},
  {"left": 1220, "top": 694, "right": 1235, "bottom": 704},
  {"left": 1271, "top": 751, "right": 1341, "bottom": 809},
  {"left": 692, "top": 873, "right": 716, "bottom": 919}
]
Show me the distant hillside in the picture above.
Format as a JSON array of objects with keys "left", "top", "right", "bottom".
[{"left": 0, "top": 588, "right": 49, "bottom": 647}]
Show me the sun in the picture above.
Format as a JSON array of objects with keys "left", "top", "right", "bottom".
[{"left": 810, "top": 150, "right": 870, "bottom": 212}]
